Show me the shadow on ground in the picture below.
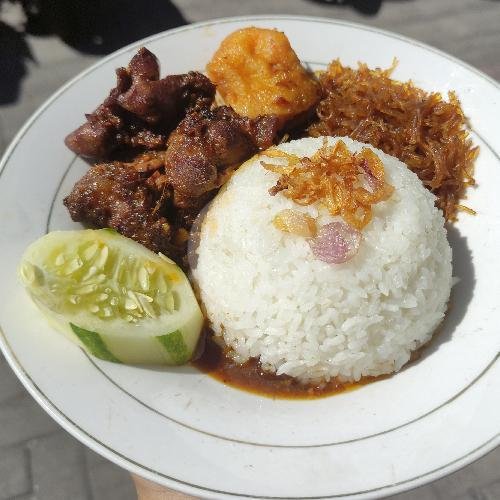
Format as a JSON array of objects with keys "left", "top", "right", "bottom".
[
  {"left": 0, "top": 20, "right": 33, "bottom": 105},
  {"left": 0, "top": 0, "right": 187, "bottom": 105},
  {"left": 22, "top": 0, "right": 187, "bottom": 54},
  {"left": 307, "top": 0, "right": 413, "bottom": 16}
]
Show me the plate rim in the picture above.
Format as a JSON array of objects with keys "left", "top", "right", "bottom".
[
  {"left": 1, "top": 14, "right": 499, "bottom": 500},
  {"left": 1, "top": 14, "right": 499, "bottom": 179}
]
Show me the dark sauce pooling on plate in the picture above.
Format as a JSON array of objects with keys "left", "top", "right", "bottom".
[{"left": 192, "top": 330, "right": 382, "bottom": 399}]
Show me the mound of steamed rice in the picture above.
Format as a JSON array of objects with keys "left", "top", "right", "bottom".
[{"left": 193, "top": 136, "right": 452, "bottom": 383}]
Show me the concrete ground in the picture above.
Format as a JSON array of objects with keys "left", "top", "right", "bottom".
[{"left": 0, "top": 0, "right": 499, "bottom": 498}]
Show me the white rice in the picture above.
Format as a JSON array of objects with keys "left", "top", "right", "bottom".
[{"left": 193, "top": 136, "right": 452, "bottom": 383}]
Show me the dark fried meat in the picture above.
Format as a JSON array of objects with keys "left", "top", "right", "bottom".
[
  {"left": 63, "top": 160, "right": 178, "bottom": 257},
  {"left": 65, "top": 47, "right": 215, "bottom": 160},
  {"left": 64, "top": 106, "right": 280, "bottom": 262},
  {"left": 163, "top": 106, "right": 280, "bottom": 208}
]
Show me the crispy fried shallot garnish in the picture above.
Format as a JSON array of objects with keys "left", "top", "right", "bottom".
[{"left": 262, "top": 140, "right": 394, "bottom": 230}]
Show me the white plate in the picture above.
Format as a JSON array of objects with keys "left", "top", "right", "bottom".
[{"left": 0, "top": 15, "right": 499, "bottom": 500}]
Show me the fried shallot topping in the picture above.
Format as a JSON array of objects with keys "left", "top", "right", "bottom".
[
  {"left": 263, "top": 140, "right": 394, "bottom": 230},
  {"left": 307, "top": 60, "right": 478, "bottom": 221}
]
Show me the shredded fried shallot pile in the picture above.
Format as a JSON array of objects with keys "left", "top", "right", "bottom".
[
  {"left": 263, "top": 140, "right": 394, "bottom": 230},
  {"left": 308, "top": 60, "right": 478, "bottom": 221}
]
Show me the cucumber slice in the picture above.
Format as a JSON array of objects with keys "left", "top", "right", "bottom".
[{"left": 18, "top": 229, "right": 203, "bottom": 365}]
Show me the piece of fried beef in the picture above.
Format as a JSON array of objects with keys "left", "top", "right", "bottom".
[
  {"left": 64, "top": 106, "right": 280, "bottom": 261},
  {"left": 63, "top": 157, "right": 183, "bottom": 258},
  {"left": 162, "top": 106, "right": 280, "bottom": 210},
  {"left": 64, "top": 47, "right": 215, "bottom": 160}
]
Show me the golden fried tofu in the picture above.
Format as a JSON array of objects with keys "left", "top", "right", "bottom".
[{"left": 207, "top": 27, "right": 320, "bottom": 125}]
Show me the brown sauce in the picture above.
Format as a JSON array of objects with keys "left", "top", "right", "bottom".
[{"left": 192, "top": 332, "right": 383, "bottom": 399}]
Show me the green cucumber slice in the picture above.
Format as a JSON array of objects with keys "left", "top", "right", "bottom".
[
  {"left": 156, "top": 330, "right": 190, "bottom": 365},
  {"left": 70, "top": 323, "right": 121, "bottom": 363},
  {"left": 19, "top": 229, "right": 203, "bottom": 365}
]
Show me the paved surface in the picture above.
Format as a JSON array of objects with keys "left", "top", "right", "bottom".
[{"left": 0, "top": 0, "right": 499, "bottom": 498}]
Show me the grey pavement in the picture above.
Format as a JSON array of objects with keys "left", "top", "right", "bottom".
[{"left": 1, "top": 1, "right": 499, "bottom": 499}]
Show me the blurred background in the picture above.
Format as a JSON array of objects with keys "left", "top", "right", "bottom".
[{"left": 0, "top": 1, "right": 499, "bottom": 499}]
